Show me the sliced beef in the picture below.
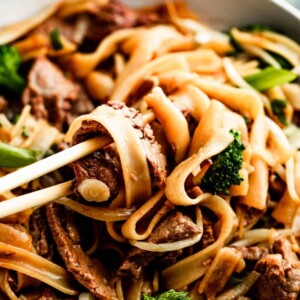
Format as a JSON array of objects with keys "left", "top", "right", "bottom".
[
  {"left": 23, "top": 287, "right": 60, "bottom": 300},
  {"left": 293, "top": 111, "right": 300, "bottom": 127},
  {"left": 0, "top": 96, "right": 7, "bottom": 112},
  {"left": 46, "top": 203, "right": 117, "bottom": 300},
  {"left": 253, "top": 236, "right": 300, "bottom": 300},
  {"left": 22, "top": 57, "right": 93, "bottom": 130},
  {"left": 242, "top": 206, "right": 266, "bottom": 229},
  {"left": 29, "top": 207, "right": 54, "bottom": 260},
  {"left": 71, "top": 119, "right": 121, "bottom": 200},
  {"left": 118, "top": 211, "right": 200, "bottom": 278},
  {"left": 86, "top": 0, "right": 159, "bottom": 41},
  {"left": 233, "top": 246, "right": 269, "bottom": 261},
  {"left": 107, "top": 101, "right": 167, "bottom": 190},
  {"left": 71, "top": 102, "right": 167, "bottom": 200},
  {"left": 199, "top": 223, "right": 215, "bottom": 249},
  {"left": 71, "top": 87, "right": 94, "bottom": 119},
  {"left": 73, "top": 148, "right": 121, "bottom": 199}
]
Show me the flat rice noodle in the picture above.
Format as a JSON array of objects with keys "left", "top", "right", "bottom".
[
  {"left": 240, "top": 112, "right": 269, "bottom": 210},
  {"left": 165, "top": 129, "right": 233, "bottom": 206},
  {"left": 115, "top": 26, "right": 189, "bottom": 89},
  {"left": 192, "top": 77, "right": 263, "bottom": 119},
  {"left": 272, "top": 190, "right": 298, "bottom": 225},
  {"left": 165, "top": 100, "right": 242, "bottom": 205},
  {"left": 262, "top": 31, "right": 300, "bottom": 55},
  {"left": 272, "top": 154, "right": 300, "bottom": 224},
  {"left": 266, "top": 117, "right": 294, "bottom": 165},
  {"left": 294, "top": 152, "right": 300, "bottom": 195},
  {"left": 161, "top": 195, "right": 236, "bottom": 289},
  {"left": 231, "top": 28, "right": 300, "bottom": 67},
  {"left": 0, "top": 242, "right": 77, "bottom": 295},
  {"left": 0, "top": 269, "right": 19, "bottom": 300},
  {"left": 144, "top": 87, "right": 190, "bottom": 162},
  {"left": 199, "top": 247, "right": 243, "bottom": 298},
  {"left": 121, "top": 190, "right": 169, "bottom": 240},
  {"left": 230, "top": 228, "right": 292, "bottom": 247},
  {"left": 66, "top": 28, "right": 139, "bottom": 78},
  {"left": 189, "top": 100, "right": 225, "bottom": 156},
  {"left": 169, "top": 84, "right": 210, "bottom": 122},
  {"left": 0, "top": 223, "right": 33, "bottom": 251},
  {"left": 110, "top": 50, "right": 220, "bottom": 103},
  {"left": 65, "top": 104, "right": 152, "bottom": 207}
]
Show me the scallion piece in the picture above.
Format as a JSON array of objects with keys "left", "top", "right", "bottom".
[
  {"left": 244, "top": 67, "right": 297, "bottom": 91},
  {"left": 0, "top": 142, "right": 40, "bottom": 168},
  {"left": 271, "top": 99, "right": 288, "bottom": 126},
  {"left": 50, "top": 28, "right": 63, "bottom": 51}
]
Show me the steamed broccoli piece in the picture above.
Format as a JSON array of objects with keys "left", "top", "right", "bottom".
[
  {"left": 0, "top": 45, "right": 25, "bottom": 92},
  {"left": 200, "top": 129, "right": 245, "bottom": 195},
  {"left": 142, "top": 290, "right": 190, "bottom": 300}
]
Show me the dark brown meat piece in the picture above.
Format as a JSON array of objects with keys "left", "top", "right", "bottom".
[
  {"left": 233, "top": 246, "right": 269, "bottom": 261},
  {"left": 71, "top": 119, "right": 121, "bottom": 200},
  {"left": 292, "top": 111, "right": 300, "bottom": 128},
  {"left": 108, "top": 101, "right": 167, "bottom": 190},
  {"left": 254, "top": 236, "right": 300, "bottom": 300},
  {"left": 46, "top": 203, "right": 117, "bottom": 299},
  {"left": 118, "top": 211, "right": 200, "bottom": 278},
  {"left": 86, "top": 0, "right": 158, "bottom": 41},
  {"left": 0, "top": 96, "right": 7, "bottom": 112},
  {"left": 24, "top": 287, "right": 60, "bottom": 300},
  {"left": 29, "top": 207, "right": 54, "bottom": 260},
  {"left": 22, "top": 57, "right": 93, "bottom": 130},
  {"left": 73, "top": 148, "right": 120, "bottom": 199},
  {"left": 71, "top": 102, "right": 167, "bottom": 199}
]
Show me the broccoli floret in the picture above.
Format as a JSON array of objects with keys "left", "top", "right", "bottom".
[
  {"left": 0, "top": 45, "right": 25, "bottom": 92},
  {"left": 142, "top": 290, "right": 190, "bottom": 300},
  {"left": 200, "top": 129, "right": 245, "bottom": 195}
]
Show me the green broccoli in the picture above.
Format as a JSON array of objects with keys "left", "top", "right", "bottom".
[
  {"left": 200, "top": 129, "right": 245, "bottom": 195},
  {"left": 142, "top": 289, "right": 190, "bottom": 300},
  {"left": 0, "top": 45, "right": 25, "bottom": 93}
]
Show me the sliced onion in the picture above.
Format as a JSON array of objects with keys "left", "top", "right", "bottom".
[
  {"left": 55, "top": 197, "right": 135, "bottom": 221},
  {"left": 0, "top": 242, "right": 77, "bottom": 295},
  {"left": 230, "top": 228, "right": 292, "bottom": 247},
  {"left": 129, "top": 233, "right": 202, "bottom": 252}
]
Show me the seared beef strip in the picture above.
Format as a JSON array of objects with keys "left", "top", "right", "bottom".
[
  {"left": 46, "top": 203, "right": 117, "bottom": 299},
  {"left": 118, "top": 211, "right": 200, "bottom": 278},
  {"left": 71, "top": 102, "right": 167, "bottom": 200},
  {"left": 86, "top": 0, "right": 159, "bottom": 41},
  {"left": 29, "top": 207, "right": 54, "bottom": 260},
  {"left": 253, "top": 236, "right": 300, "bottom": 300},
  {"left": 233, "top": 246, "right": 269, "bottom": 261},
  {"left": 199, "top": 222, "right": 215, "bottom": 250},
  {"left": 22, "top": 57, "right": 93, "bottom": 130},
  {"left": 22, "top": 287, "right": 61, "bottom": 300}
]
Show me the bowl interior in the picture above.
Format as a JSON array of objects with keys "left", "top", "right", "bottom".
[{"left": 124, "top": 0, "right": 300, "bottom": 42}]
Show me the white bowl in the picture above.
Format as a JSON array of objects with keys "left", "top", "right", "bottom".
[
  {"left": 0, "top": 0, "right": 300, "bottom": 42},
  {"left": 0, "top": 0, "right": 299, "bottom": 42},
  {"left": 125, "top": 0, "right": 300, "bottom": 42}
]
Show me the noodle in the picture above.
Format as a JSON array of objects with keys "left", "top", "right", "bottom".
[{"left": 0, "top": 1, "right": 299, "bottom": 299}]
